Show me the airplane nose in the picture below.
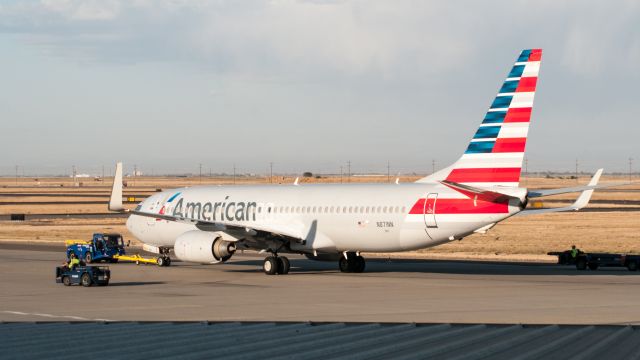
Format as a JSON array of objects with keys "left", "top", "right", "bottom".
[{"left": 126, "top": 215, "right": 142, "bottom": 239}]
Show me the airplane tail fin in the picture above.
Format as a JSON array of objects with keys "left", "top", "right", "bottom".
[{"left": 417, "top": 49, "right": 542, "bottom": 188}]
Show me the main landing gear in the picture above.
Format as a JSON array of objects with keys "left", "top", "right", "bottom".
[
  {"left": 263, "top": 255, "right": 290, "bottom": 275},
  {"left": 339, "top": 252, "right": 366, "bottom": 273}
]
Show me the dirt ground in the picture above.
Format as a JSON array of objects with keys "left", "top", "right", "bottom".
[{"left": 0, "top": 175, "right": 638, "bottom": 259}]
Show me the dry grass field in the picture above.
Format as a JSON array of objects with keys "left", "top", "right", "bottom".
[{"left": 0, "top": 174, "right": 638, "bottom": 260}]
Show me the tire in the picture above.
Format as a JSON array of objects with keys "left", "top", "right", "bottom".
[
  {"left": 84, "top": 253, "right": 93, "bottom": 264},
  {"left": 576, "top": 258, "right": 587, "bottom": 271},
  {"left": 588, "top": 263, "right": 599, "bottom": 271},
  {"left": 277, "top": 257, "right": 290, "bottom": 275},
  {"left": 81, "top": 273, "right": 92, "bottom": 287},
  {"left": 157, "top": 257, "right": 165, "bottom": 267},
  {"left": 62, "top": 276, "right": 71, "bottom": 286},
  {"left": 339, "top": 257, "right": 351, "bottom": 273},
  {"left": 353, "top": 256, "right": 366, "bottom": 273},
  {"left": 164, "top": 257, "right": 171, "bottom": 267},
  {"left": 263, "top": 256, "right": 278, "bottom": 275},
  {"left": 627, "top": 261, "right": 638, "bottom": 272}
]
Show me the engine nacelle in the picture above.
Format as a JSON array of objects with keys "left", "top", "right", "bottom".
[{"left": 174, "top": 231, "right": 236, "bottom": 264}]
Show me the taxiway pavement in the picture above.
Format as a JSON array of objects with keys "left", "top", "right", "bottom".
[{"left": 1, "top": 243, "right": 639, "bottom": 324}]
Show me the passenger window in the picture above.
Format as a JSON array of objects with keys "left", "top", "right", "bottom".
[
  {"left": 330, "top": 206, "right": 334, "bottom": 213},
  {"left": 312, "top": 206, "right": 317, "bottom": 213}
]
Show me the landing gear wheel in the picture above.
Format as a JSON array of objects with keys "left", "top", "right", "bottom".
[
  {"left": 263, "top": 256, "right": 278, "bottom": 275},
  {"left": 62, "top": 277, "right": 70, "bottom": 286},
  {"left": 277, "top": 256, "right": 290, "bottom": 275},
  {"left": 81, "top": 273, "right": 92, "bottom": 287},
  {"left": 339, "top": 257, "right": 351, "bottom": 273},
  {"left": 339, "top": 254, "right": 366, "bottom": 273},
  {"left": 84, "top": 253, "right": 92, "bottom": 264},
  {"left": 157, "top": 256, "right": 171, "bottom": 267},
  {"left": 353, "top": 256, "right": 366, "bottom": 273}
]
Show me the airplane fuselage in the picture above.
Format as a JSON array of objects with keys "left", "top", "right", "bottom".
[{"left": 127, "top": 182, "right": 524, "bottom": 255}]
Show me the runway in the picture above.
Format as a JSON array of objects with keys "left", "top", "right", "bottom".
[{"left": 1, "top": 243, "right": 639, "bottom": 324}]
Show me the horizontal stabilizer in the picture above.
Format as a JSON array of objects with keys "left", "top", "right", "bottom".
[{"left": 519, "top": 169, "right": 602, "bottom": 216}]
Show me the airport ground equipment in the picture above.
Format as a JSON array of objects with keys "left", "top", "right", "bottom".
[
  {"left": 55, "top": 266, "right": 110, "bottom": 286},
  {"left": 66, "top": 233, "right": 126, "bottom": 264},
  {"left": 549, "top": 250, "right": 640, "bottom": 271},
  {"left": 112, "top": 253, "right": 170, "bottom": 266}
]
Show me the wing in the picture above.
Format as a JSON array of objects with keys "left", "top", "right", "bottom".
[
  {"left": 108, "top": 162, "right": 306, "bottom": 244},
  {"left": 129, "top": 209, "right": 306, "bottom": 243}
]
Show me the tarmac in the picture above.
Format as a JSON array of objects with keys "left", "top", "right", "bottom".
[{"left": 1, "top": 243, "right": 640, "bottom": 324}]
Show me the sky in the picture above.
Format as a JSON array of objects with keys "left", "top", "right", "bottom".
[{"left": 1, "top": 0, "right": 639, "bottom": 176}]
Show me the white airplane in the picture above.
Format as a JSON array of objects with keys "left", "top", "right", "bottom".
[{"left": 109, "top": 49, "right": 611, "bottom": 275}]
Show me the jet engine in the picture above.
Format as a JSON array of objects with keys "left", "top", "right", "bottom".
[{"left": 174, "top": 231, "right": 236, "bottom": 264}]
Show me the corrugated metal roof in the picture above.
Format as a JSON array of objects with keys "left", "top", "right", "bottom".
[{"left": 1, "top": 322, "right": 639, "bottom": 359}]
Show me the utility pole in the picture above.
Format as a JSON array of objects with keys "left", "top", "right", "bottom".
[
  {"left": 347, "top": 160, "right": 351, "bottom": 183},
  {"left": 15, "top": 165, "right": 18, "bottom": 186},
  {"left": 387, "top": 161, "right": 390, "bottom": 183},
  {"left": 199, "top": 163, "right": 202, "bottom": 184},
  {"left": 340, "top": 166, "right": 343, "bottom": 184},
  {"left": 575, "top": 158, "right": 579, "bottom": 182},
  {"left": 233, "top": 164, "right": 236, "bottom": 185},
  {"left": 102, "top": 165, "right": 105, "bottom": 179},
  {"left": 133, "top": 164, "right": 137, "bottom": 187},
  {"left": 72, "top": 165, "right": 77, "bottom": 186},
  {"left": 432, "top": 159, "right": 436, "bottom": 175},
  {"left": 524, "top": 157, "right": 528, "bottom": 175},
  {"left": 270, "top": 162, "right": 273, "bottom": 184}
]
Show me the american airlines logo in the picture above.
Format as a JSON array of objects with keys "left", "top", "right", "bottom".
[{"left": 171, "top": 196, "right": 258, "bottom": 222}]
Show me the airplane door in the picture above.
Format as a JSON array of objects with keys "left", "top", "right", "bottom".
[{"left": 424, "top": 193, "right": 438, "bottom": 228}]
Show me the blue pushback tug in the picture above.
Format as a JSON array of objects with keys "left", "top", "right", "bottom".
[{"left": 66, "top": 233, "right": 126, "bottom": 264}]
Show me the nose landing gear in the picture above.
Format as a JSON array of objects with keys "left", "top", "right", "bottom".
[{"left": 339, "top": 252, "right": 366, "bottom": 273}]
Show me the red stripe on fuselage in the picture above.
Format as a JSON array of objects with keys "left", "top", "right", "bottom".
[
  {"left": 409, "top": 198, "right": 509, "bottom": 214},
  {"left": 492, "top": 137, "right": 526, "bottom": 153},
  {"left": 446, "top": 167, "right": 521, "bottom": 183}
]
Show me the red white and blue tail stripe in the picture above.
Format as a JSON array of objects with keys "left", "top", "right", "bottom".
[{"left": 418, "top": 49, "right": 541, "bottom": 188}]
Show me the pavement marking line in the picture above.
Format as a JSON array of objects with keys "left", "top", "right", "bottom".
[{"left": 2, "top": 311, "right": 113, "bottom": 322}]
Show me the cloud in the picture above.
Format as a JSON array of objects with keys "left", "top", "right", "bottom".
[{"left": 1, "top": 0, "right": 637, "bottom": 80}]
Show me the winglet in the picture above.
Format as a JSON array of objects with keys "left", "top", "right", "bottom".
[
  {"left": 572, "top": 168, "right": 603, "bottom": 210},
  {"left": 108, "top": 162, "right": 124, "bottom": 212}
]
